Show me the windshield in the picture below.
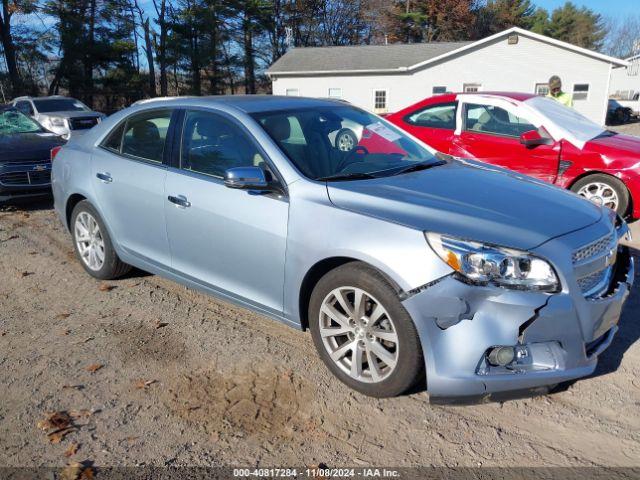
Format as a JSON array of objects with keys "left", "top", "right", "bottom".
[
  {"left": 0, "top": 109, "right": 44, "bottom": 134},
  {"left": 33, "top": 98, "right": 89, "bottom": 113},
  {"left": 252, "top": 105, "right": 439, "bottom": 180},
  {"left": 523, "top": 96, "right": 605, "bottom": 146}
]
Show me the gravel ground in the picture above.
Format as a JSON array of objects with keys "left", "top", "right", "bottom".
[
  {"left": 0, "top": 202, "right": 638, "bottom": 471},
  {"left": 609, "top": 120, "right": 640, "bottom": 137}
]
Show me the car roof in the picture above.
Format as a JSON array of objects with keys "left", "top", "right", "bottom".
[
  {"left": 134, "top": 95, "right": 348, "bottom": 113},
  {"left": 458, "top": 91, "right": 537, "bottom": 101}
]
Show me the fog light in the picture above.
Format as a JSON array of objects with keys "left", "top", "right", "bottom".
[{"left": 487, "top": 346, "right": 515, "bottom": 366}]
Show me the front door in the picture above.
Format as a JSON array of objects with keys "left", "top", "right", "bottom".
[
  {"left": 451, "top": 102, "right": 560, "bottom": 183},
  {"left": 91, "top": 108, "right": 174, "bottom": 267},
  {"left": 164, "top": 109, "right": 288, "bottom": 316}
]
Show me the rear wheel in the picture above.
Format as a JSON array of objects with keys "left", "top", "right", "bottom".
[
  {"left": 335, "top": 129, "right": 357, "bottom": 152},
  {"left": 71, "top": 200, "right": 131, "bottom": 280},
  {"left": 570, "top": 174, "right": 629, "bottom": 216},
  {"left": 309, "top": 262, "right": 424, "bottom": 397}
]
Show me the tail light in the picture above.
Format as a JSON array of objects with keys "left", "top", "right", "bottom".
[{"left": 51, "top": 146, "right": 62, "bottom": 161}]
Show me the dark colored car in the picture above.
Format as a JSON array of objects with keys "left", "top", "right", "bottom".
[{"left": 0, "top": 107, "right": 66, "bottom": 202}]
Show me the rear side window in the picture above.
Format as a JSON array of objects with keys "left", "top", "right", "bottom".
[
  {"left": 405, "top": 102, "right": 457, "bottom": 129},
  {"left": 121, "top": 110, "right": 172, "bottom": 162},
  {"left": 102, "top": 123, "right": 125, "bottom": 152}
]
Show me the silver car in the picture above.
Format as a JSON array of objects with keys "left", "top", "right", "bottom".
[
  {"left": 11, "top": 96, "right": 105, "bottom": 139},
  {"left": 51, "top": 96, "right": 634, "bottom": 400}
]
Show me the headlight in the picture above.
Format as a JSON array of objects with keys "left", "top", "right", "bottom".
[
  {"left": 47, "top": 117, "right": 66, "bottom": 127},
  {"left": 426, "top": 233, "right": 559, "bottom": 292}
]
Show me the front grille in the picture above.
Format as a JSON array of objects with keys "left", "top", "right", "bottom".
[
  {"left": 0, "top": 169, "right": 51, "bottom": 186},
  {"left": 572, "top": 233, "right": 614, "bottom": 264},
  {"left": 69, "top": 116, "right": 99, "bottom": 130},
  {"left": 0, "top": 171, "right": 29, "bottom": 185},
  {"left": 572, "top": 231, "right": 617, "bottom": 298},
  {"left": 577, "top": 269, "right": 608, "bottom": 294}
]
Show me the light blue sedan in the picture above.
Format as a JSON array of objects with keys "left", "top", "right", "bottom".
[{"left": 51, "top": 96, "right": 634, "bottom": 400}]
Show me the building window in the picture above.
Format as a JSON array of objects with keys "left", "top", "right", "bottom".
[
  {"left": 535, "top": 83, "right": 549, "bottom": 96},
  {"left": 463, "top": 83, "right": 481, "bottom": 93},
  {"left": 285, "top": 88, "right": 299, "bottom": 96},
  {"left": 573, "top": 84, "right": 589, "bottom": 101},
  {"left": 432, "top": 86, "right": 447, "bottom": 94},
  {"left": 328, "top": 88, "right": 342, "bottom": 99},
  {"left": 373, "top": 90, "right": 387, "bottom": 112}
]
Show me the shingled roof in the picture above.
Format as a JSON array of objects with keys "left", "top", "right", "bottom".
[
  {"left": 267, "top": 27, "right": 628, "bottom": 76},
  {"left": 267, "top": 41, "right": 472, "bottom": 75}
]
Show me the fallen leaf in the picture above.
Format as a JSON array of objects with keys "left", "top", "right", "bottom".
[
  {"left": 134, "top": 379, "right": 157, "bottom": 389},
  {"left": 126, "top": 436, "right": 139, "bottom": 443},
  {"left": 64, "top": 442, "right": 80, "bottom": 457},
  {"left": 37, "top": 411, "right": 72, "bottom": 431},
  {"left": 62, "top": 384, "right": 84, "bottom": 390},
  {"left": 56, "top": 312, "right": 72, "bottom": 319},
  {"left": 20, "top": 271, "right": 33, "bottom": 277},
  {"left": 59, "top": 329, "right": 71, "bottom": 336},
  {"left": 0, "top": 234, "right": 18, "bottom": 242},
  {"left": 69, "top": 409, "right": 93, "bottom": 419},
  {"left": 49, "top": 427, "right": 75, "bottom": 444},
  {"left": 60, "top": 461, "right": 94, "bottom": 480},
  {"left": 154, "top": 321, "right": 168, "bottom": 329},
  {"left": 0, "top": 331, "right": 6, "bottom": 337},
  {"left": 84, "top": 364, "right": 103, "bottom": 373},
  {"left": 28, "top": 251, "right": 38, "bottom": 255},
  {"left": 98, "top": 283, "right": 115, "bottom": 292},
  {"left": 22, "top": 213, "right": 30, "bottom": 219}
]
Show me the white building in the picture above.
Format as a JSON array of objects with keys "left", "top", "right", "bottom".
[
  {"left": 267, "top": 27, "right": 627, "bottom": 125},
  {"left": 609, "top": 54, "right": 640, "bottom": 100}
]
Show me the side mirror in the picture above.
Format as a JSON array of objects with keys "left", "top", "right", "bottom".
[
  {"left": 519, "top": 129, "right": 553, "bottom": 148},
  {"left": 224, "top": 166, "right": 271, "bottom": 190}
]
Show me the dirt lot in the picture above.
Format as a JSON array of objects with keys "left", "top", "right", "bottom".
[{"left": 0, "top": 203, "right": 639, "bottom": 471}]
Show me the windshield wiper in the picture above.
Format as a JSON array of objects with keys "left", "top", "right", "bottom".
[
  {"left": 388, "top": 159, "right": 446, "bottom": 176},
  {"left": 317, "top": 172, "right": 380, "bottom": 182}
]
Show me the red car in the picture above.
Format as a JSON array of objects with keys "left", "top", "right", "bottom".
[{"left": 386, "top": 92, "right": 640, "bottom": 218}]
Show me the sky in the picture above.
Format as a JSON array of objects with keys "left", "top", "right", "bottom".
[{"left": 535, "top": 0, "right": 639, "bottom": 20}]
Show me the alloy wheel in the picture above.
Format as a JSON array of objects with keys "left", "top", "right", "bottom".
[
  {"left": 319, "top": 286, "right": 399, "bottom": 383},
  {"left": 576, "top": 182, "right": 619, "bottom": 211},
  {"left": 337, "top": 132, "right": 355, "bottom": 152},
  {"left": 74, "top": 211, "right": 105, "bottom": 271}
]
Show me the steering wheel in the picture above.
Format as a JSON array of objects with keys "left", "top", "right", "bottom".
[{"left": 335, "top": 146, "right": 369, "bottom": 173}]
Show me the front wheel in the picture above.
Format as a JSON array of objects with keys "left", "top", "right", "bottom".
[
  {"left": 71, "top": 200, "right": 131, "bottom": 280},
  {"left": 309, "top": 262, "right": 424, "bottom": 397},
  {"left": 570, "top": 174, "right": 629, "bottom": 216}
]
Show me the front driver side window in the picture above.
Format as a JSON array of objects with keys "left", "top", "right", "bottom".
[
  {"left": 181, "top": 110, "right": 264, "bottom": 178},
  {"left": 121, "top": 110, "right": 172, "bottom": 162},
  {"left": 464, "top": 103, "right": 535, "bottom": 137}
]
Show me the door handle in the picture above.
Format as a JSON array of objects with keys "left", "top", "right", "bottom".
[
  {"left": 167, "top": 195, "right": 191, "bottom": 208},
  {"left": 96, "top": 172, "right": 113, "bottom": 183}
]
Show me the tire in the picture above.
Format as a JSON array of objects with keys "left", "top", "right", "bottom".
[
  {"left": 570, "top": 174, "right": 629, "bottom": 217},
  {"left": 309, "top": 262, "right": 424, "bottom": 397},
  {"left": 70, "top": 200, "right": 131, "bottom": 280},
  {"left": 334, "top": 129, "right": 358, "bottom": 152}
]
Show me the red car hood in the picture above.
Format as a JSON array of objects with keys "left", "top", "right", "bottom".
[{"left": 586, "top": 133, "right": 640, "bottom": 158}]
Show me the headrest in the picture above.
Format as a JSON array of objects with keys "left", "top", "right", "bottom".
[
  {"left": 263, "top": 116, "right": 291, "bottom": 142},
  {"left": 132, "top": 120, "right": 160, "bottom": 141}
]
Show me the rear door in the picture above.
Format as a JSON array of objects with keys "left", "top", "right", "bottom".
[
  {"left": 91, "top": 108, "right": 175, "bottom": 267},
  {"left": 164, "top": 108, "right": 288, "bottom": 316},
  {"left": 395, "top": 101, "right": 457, "bottom": 154},
  {"left": 451, "top": 102, "right": 560, "bottom": 183}
]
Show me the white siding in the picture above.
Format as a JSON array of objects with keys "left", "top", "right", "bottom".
[
  {"left": 271, "top": 34, "right": 612, "bottom": 124},
  {"left": 609, "top": 59, "right": 640, "bottom": 99}
]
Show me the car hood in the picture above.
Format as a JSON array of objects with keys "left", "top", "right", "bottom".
[
  {"left": 586, "top": 133, "right": 640, "bottom": 157},
  {"left": 0, "top": 131, "right": 65, "bottom": 162},
  {"left": 326, "top": 160, "right": 603, "bottom": 250}
]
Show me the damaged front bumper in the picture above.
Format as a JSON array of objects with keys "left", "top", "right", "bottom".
[{"left": 402, "top": 236, "right": 634, "bottom": 402}]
